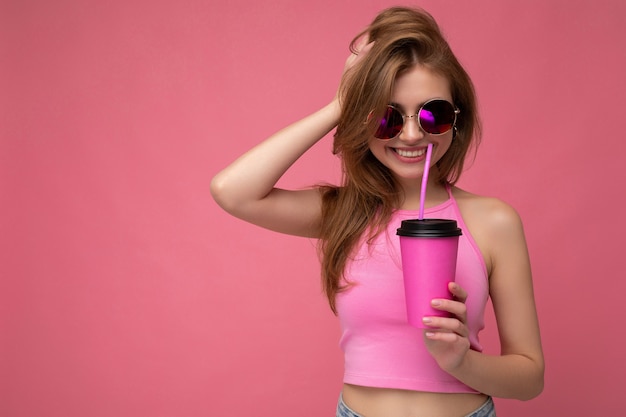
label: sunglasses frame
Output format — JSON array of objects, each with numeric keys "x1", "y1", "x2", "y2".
[{"x1": 374, "y1": 98, "x2": 460, "y2": 139}]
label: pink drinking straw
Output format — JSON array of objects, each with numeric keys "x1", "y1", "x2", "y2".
[{"x1": 418, "y1": 143, "x2": 433, "y2": 220}]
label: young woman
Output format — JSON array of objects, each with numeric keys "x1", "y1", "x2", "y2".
[{"x1": 211, "y1": 7, "x2": 544, "y2": 417}]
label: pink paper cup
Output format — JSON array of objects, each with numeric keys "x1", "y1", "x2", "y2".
[{"x1": 397, "y1": 219, "x2": 462, "y2": 328}]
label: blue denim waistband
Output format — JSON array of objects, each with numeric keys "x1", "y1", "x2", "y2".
[{"x1": 336, "y1": 394, "x2": 496, "y2": 417}]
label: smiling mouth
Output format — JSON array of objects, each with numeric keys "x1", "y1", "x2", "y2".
[{"x1": 393, "y1": 148, "x2": 426, "y2": 158}]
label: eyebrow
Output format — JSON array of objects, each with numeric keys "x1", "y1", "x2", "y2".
[
  {"x1": 389, "y1": 98, "x2": 449, "y2": 112},
  {"x1": 388, "y1": 101, "x2": 427, "y2": 111}
]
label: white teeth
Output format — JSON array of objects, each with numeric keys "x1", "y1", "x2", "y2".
[{"x1": 395, "y1": 148, "x2": 425, "y2": 158}]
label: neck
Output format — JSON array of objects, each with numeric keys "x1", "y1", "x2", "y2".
[{"x1": 397, "y1": 176, "x2": 449, "y2": 211}]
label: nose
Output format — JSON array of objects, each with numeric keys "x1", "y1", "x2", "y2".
[{"x1": 398, "y1": 114, "x2": 424, "y2": 143}]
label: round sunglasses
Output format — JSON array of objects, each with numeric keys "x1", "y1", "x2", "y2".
[{"x1": 374, "y1": 99, "x2": 460, "y2": 139}]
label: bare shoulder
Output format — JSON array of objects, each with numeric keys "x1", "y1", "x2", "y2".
[
  {"x1": 451, "y1": 187, "x2": 527, "y2": 273},
  {"x1": 451, "y1": 187, "x2": 524, "y2": 232}
]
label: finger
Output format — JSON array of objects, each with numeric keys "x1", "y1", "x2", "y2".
[
  {"x1": 356, "y1": 40, "x2": 375, "y2": 57},
  {"x1": 422, "y1": 316, "x2": 468, "y2": 337},
  {"x1": 448, "y1": 282, "x2": 467, "y2": 302},
  {"x1": 354, "y1": 33, "x2": 370, "y2": 51},
  {"x1": 424, "y1": 329, "x2": 466, "y2": 343},
  {"x1": 431, "y1": 298, "x2": 467, "y2": 321}
]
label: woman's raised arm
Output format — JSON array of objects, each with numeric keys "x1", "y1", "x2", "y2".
[
  {"x1": 210, "y1": 100, "x2": 340, "y2": 238},
  {"x1": 211, "y1": 41, "x2": 372, "y2": 238}
]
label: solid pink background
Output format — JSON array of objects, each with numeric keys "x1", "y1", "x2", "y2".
[{"x1": 2, "y1": 0, "x2": 625, "y2": 415}]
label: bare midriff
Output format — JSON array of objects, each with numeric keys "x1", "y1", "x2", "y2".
[{"x1": 342, "y1": 384, "x2": 489, "y2": 417}]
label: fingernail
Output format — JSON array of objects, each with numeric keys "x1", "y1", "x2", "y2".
[
  {"x1": 422, "y1": 317, "x2": 432, "y2": 324},
  {"x1": 431, "y1": 300, "x2": 441, "y2": 306}
]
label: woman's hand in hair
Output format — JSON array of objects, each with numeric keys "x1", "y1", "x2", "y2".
[{"x1": 335, "y1": 35, "x2": 374, "y2": 104}]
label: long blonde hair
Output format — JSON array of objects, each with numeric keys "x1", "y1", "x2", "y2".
[{"x1": 318, "y1": 7, "x2": 481, "y2": 313}]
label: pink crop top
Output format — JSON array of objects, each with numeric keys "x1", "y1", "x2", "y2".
[{"x1": 336, "y1": 187, "x2": 489, "y2": 393}]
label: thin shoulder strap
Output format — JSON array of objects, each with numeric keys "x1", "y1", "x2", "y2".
[
  {"x1": 445, "y1": 183, "x2": 462, "y2": 218},
  {"x1": 445, "y1": 182, "x2": 454, "y2": 200},
  {"x1": 445, "y1": 183, "x2": 463, "y2": 220},
  {"x1": 444, "y1": 183, "x2": 490, "y2": 277}
]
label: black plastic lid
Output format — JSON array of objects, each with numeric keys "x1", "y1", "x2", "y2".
[{"x1": 396, "y1": 218, "x2": 462, "y2": 237}]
